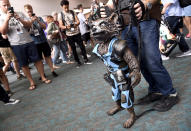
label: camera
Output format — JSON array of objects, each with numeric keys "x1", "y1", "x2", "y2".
[
  {"x1": 8, "y1": 7, "x2": 14, "y2": 14},
  {"x1": 32, "y1": 13, "x2": 35, "y2": 16},
  {"x1": 70, "y1": 23, "x2": 74, "y2": 27}
]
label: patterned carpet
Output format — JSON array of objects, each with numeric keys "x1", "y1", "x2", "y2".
[{"x1": 0, "y1": 39, "x2": 191, "y2": 131}]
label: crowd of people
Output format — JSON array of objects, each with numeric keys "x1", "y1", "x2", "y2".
[
  {"x1": 0, "y1": 0, "x2": 191, "y2": 128},
  {"x1": 0, "y1": 0, "x2": 96, "y2": 104}
]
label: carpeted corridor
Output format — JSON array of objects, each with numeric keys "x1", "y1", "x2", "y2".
[{"x1": 0, "y1": 39, "x2": 191, "y2": 131}]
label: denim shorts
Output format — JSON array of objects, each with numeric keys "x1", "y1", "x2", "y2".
[{"x1": 12, "y1": 42, "x2": 40, "y2": 67}]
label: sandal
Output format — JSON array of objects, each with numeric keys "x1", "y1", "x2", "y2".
[
  {"x1": 29, "y1": 85, "x2": 36, "y2": 90},
  {"x1": 42, "y1": 79, "x2": 52, "y2": 84}
]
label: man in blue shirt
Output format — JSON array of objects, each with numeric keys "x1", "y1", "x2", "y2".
[{"x1": 24, "y1": 4, "x2": 58, "y2": 77}]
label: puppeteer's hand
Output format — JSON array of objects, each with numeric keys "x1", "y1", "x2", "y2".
[
  {"x1": 100, "y1": 5, "x2": 112, "y2": 18},
  {"x1": 134, "y1": 3, "x2": 143, "y2": 20},
  {"x1": 128, "y1": 69, "x2": 141, "y2": 88}
]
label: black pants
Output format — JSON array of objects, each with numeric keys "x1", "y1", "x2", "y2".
[
  {"x1": 67, "y1": 33, "x2": 88, "y2": 63},
  {"x1": 166, "y1": 16, "x2": 189, "y2": 52},
  {"x1": 0, "y1": 85, "x2": 9, "y2": 103}
]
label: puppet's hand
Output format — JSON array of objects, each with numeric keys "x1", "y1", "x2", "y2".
[{"x1": 129, "y1": 69, "x2": 141, "y2": 88}]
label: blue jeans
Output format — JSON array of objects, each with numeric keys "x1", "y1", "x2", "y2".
[
  {"x1": 52, "y1": 41, "x2": 68, "y2": 65},
  {"x1": 121, "y1": 19, "x2": 176, "y2": 95}
]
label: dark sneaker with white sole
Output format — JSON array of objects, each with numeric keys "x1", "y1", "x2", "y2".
[
  {"x1": 6, "y1": 90, "x2": 14, "y2": 97},
  {"x1": 153, "y1": 95, "x2": 179, "y2": 112},
  {"x1": 136, "y1": 93, "x2": 163, "y2": 105},
  {"x1": 4, "y1": 99, "x2": 20, "y2": 105},
  {"x1": 76, "y1": 62, "x2": 82, "y2": 68}
]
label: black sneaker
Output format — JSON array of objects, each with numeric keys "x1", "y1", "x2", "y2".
[
  {"x1": 6, "y1": 90, "x2": 14, "y2": 97},
  {"x1": 4, "y1": 99, "x2": 20, "y2": 105},
  {"x1": 84, "y1": 59, "x2": 92, "y2": 65},
  {"x1": 76, "y1": 62, "x2": 82, "y2": 68},
  {"x1": 17, "y1": 74, "x2": 25, "y2": 80},
  {"x1": 52, "y1": 71, "x2": 58, "y2": 77},
  {"x1": 153, "y1": 95, "x2": 179, "y2": 112},
  {"x1": 136, "y1": 93, "x2": 163, "y2": 105}
]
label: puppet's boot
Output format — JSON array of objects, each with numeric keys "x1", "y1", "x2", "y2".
[
  {"x1": 107, "y1": 100, "x2": 124, "y2": 116},
  {"x1": 123, "y1": 107, "x2": 136, "y2": 128}
]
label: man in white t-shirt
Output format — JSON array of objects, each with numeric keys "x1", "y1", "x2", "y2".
[
  {"x1": 0, "y1": 0, "x2": 51, "y2": 90},
  {"x1": 77, "y1": 4, "x2": 94, "y2": 48},
  {"x1": 58, "y1": 0, "x2": 91, "y2": 68}
]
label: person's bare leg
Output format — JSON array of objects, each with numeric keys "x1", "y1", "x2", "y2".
[
  {"x1": 188, "y1": 17, "x2": 191, "y2": 35},
  {"x1": 0, "y1": 69, "x2": 11, "y2": 91},
  {"x1": 13, "y1": 60, "x2": 22, "y2": 78},
  {"x1": 184, "y1": 17, "x2": 189, "y2": 30},
  {"x1": 123, "y1": 107, "x2": 136, "y2": 128},
  {"x1": 90, "y1": 37, "x2": 95, "y2": 48},
  {"x1": 107, "y1": 100, "x2": 124, "y2": 115},
  {"x1": 45, "y1": 56, "x2": 54, "y2": 72},
  {"x1": 2, "y1": 62, "x2": 10, "y2": 74},
  {"x1": 22, "y1": 66, "x2": 36, "y2": 89},
  {"x1": 184, "y1": 16, "x2": 191, "y2": 35},
  {"x1": 34, "y1": 60, "x2": 51, "y2": 83}
]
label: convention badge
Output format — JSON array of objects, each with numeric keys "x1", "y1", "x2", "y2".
[
  {"x1": 71, "y1": 27, "x2": 75, "y2": 31},
  {"x1": 33, "y1": 29, "x2": 40, "y2": 36}
]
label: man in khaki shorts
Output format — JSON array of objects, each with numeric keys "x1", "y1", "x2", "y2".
[{"x1": 0, "y1": 34, "x2": 24, "y2": 79}]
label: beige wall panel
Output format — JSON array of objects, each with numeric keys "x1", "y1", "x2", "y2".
[{"x1": 9, "y1": 0, "x2": 108, "y2": 16}]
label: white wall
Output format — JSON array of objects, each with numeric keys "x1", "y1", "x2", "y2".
[
  {"x1": 9, "y1": 0, "x2": 108, "y2": 16},
  {"x1": 10, "y1": 0, "x2": 61, "y2": 16}
]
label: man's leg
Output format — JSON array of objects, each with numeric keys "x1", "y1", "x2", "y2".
[
  {"x1": 140, "y1": 20, "x2": 176, "y2": 95},
  {"x1": 34, "y1": 60, "x2": 51, "y2": 83},
  {"x1": 22, "y1": 66, "x2": 36, "y2": 90},
  {"x1": 0, "y1": 84, "x2": 10, "y2": 103},
  {"x1": 52, "y1": 44, "x2": 61, "y2": 68},
  {"x1": 67, "y1": 36, "x2": 81, "y2": 64},
  {"x1": 75, "y1": 34, "x2": 88, "y2": 61},
  {"x1": 13, "y1": 60, "x2": 23, "y2": 79},
  {"x1": 0, "y1": 69, "x2": 11, "y2": 92},
  {"x1": 121, "y1": 26, "x2": 159, "y2": 93}
]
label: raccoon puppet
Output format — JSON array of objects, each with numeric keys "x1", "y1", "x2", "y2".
[{"x1": 91, "y1": 13, "x2": 141, "y2": 128}]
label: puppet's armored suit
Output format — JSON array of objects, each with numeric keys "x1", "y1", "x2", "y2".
[{"x1": 93, "y1": 38, "x2": 141, "y2": 109}]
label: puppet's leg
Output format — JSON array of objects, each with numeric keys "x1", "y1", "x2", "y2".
[
  {"x1": 106, "y1": 73, "x2": 124, "y2": 116},
  {"x1": 121, "y1": 85, "x2": 136, "y2": 128}
]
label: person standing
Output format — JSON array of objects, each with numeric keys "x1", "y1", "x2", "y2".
[
  {"x1": 77, "y1": 4, "x2": 94, "y2": 48},
  {"x1": 58, "y1": 0, "x2": 91, "y2": 68},
  {"x1": 161, "y1": 0, "x2": 191, "y2": 58},
  {"x1": 0, "y1": 0, "x2": 51, "y2": 90},
  {"x1": 24, "y1": 4, "x2": 59, "y2": 76},
  {"x1": 0, "y1": 33, "x2": 24, "y2": 79}
]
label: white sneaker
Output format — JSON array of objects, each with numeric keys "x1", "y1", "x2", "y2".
[
  {"x1": 161, "y1": 54, "x2": 170, "y2": 60},
  {"x1": 84, "y1": 61, "x2": 92, "y2": 65},
  {"x1": 87, "y1": 54, "x2": 91, "y2": 58},
  {"x1": 62, "y1": 61, "x2": 67, "y2": 64},
  {"x1": 4, "y1": 99, "x2": 20, "y2": 105},
  {"x1": 176, "y1": 50, "x2": 191, "y2": 58}
]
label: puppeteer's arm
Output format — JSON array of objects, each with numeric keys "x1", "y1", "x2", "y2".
[{"x1": 123, "y1": 46, "x2": 141, "y2": 87}]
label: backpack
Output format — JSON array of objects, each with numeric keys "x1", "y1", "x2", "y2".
[{"x1": 179, "y1": 0, "x2": 191, "y2": 8}]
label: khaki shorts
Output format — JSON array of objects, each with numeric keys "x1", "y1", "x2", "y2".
[{"x1": 0, "y1": 47, "x2": 17, "y2": 64}]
